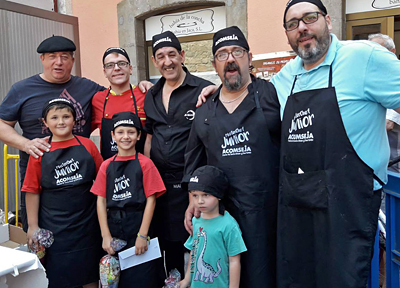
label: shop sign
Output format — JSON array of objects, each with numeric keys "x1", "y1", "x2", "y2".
[
  {"x1": 145, "y1": 7, "x2": 226, "y2": 41},
  {"x1": 251, "y1": 52, "x2": 296, "y2": 81},
  {"x1": 347, "y1": 0, "x2": 400, "y2": 14}
]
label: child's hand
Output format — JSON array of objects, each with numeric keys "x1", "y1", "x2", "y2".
[
  {"x1": 102, "y1": 235, "x2": 115, "y2": 255},
  {"x1": 135, "y1": 236, "x2": 148, "y2": 255},
  {"x1": 179, "y1": 278, "x2": 190, "y2": 288},
  {"x1": 27, "y1": 225, "x2": 39, "y2": 250}
]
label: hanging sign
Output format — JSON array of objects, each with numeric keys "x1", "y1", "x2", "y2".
[
  {"x1": 145, "y1": 7, "x2": 226, "y2": 41},
  {"x1": 347, "y1": 0, "x2": 400, "y2": 14}
]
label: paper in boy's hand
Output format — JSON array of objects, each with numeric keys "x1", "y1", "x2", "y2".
[{"x1": 118, "y1": 237, "x2": 161, "y2": 270}]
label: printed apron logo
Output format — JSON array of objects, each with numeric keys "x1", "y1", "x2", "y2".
[
  {"x1": 54, "y1": 158, "x2": 82, "y2": 185},
  {"x1": 113, "y1": 175, "x2": 132, "y2": 201},
  {"x1": 288, "y1": 108, "x2": 314, "y2": 143},
  {"x1": 221, "y1": 126, "x2": 251, "y2": 157},
  {"x1": 110, "y1": 139, "x2": 118, "y2": 152}
]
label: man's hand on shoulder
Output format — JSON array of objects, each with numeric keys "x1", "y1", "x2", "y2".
[
  {"x1": 24, "y1": 136, "x2": 51, "y2": 158},
  {"x1": 138, "y1": 80, "x2": 154, "y2": 93},
  {"x1": 387, "y1": 119, "x2": 395, "y2": 131},
  {"x1": 196, "y1": 85, "x2": 218, "y2": 107},
  {"x1": 184, "y1": 201, "x2": 201, "y2": 236}
]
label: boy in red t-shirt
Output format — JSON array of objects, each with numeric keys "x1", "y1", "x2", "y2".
[
  {"x1": 23, "y1": 98, "x2": 103, "y2": 288},
  {"x1": 91, "y1": 111, "x2": 165, "y2": 287}
]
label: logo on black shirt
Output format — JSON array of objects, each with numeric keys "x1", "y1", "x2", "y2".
[{"x1": 184, "y1": 110, "x2": 195, "y2": 121}]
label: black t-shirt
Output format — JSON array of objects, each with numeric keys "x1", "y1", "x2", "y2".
[
  {"x1": 0, "y1": 74, "x2": 105, "y2": 176},
  {"x1": 183, "y1": 76, "x2": 281, "y2": 180},
  {"x1": 144, "y1": 67, "x2": 213, "y2": 172}
]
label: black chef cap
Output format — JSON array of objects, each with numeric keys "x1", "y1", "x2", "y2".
[
  {"x1": 187, "y1": 165, "x2": 229, "y2": 215},
  {"x1": 42, "y1": 98, "x2": 76, "y2": 120},
  {"x1": 112, "y1": 111, "x2": 141, "y2": 131},
  {"x1": 152, "y1": 31, "x2": 181, "y2": 56},
  {"x1": 37, "y1": 35, "x2": 76, "y2": 54},
  {"x1": 212, "y1": 26, "x2": 249, "y2": 55},
  {"x1": 284, "y1": 0, "x2": 328, "y2": 23},
  {"x1": 102, "y1": 47, "x2": 131, "y2": 64}
]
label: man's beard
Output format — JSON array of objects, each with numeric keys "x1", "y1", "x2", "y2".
[
  {"x1": 223, "y1": 62, "x2": 242, "y2": 91},
  {"x1": 291, "y1": 24, "x2": 331, "y2": 65}
]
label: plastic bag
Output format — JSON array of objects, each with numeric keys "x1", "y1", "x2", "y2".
[
  {"x1": 99, "y1": 238, "x2": 127, "y2": 288},
  {"x1": 163, "y1": 269, "x2": 181, "y2": 288},
  {"x1": 29, "y1": 228, "x2": 54, "y2": 263}
]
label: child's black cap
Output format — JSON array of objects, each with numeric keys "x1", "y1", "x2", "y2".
[
  {"x1": 42, "y1": 98, "x2": 76, "y2": 120},
  {"x1": 187, "y1": 165, "x2": 229, "y2": 199},
  {"x1": 112, "y1": 111, "x2": 142, "y2": 131}
]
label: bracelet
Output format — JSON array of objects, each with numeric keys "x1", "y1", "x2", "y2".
[{"x1": 137, "y1": 233, "x2": 150, "y2": 243}]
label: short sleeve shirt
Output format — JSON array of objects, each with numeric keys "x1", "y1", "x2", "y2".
[
  {"x1": 184, "y1": 211, "x2": 247, "y2": 288},
  {"x1": 0, "y1": 74, "x2": 105, "y2": 175},
  {"x1": 144, "y1": 67, "x2": 213, "y2": 172},
  {"x1": 22, "y1": 136, "x2": 103, "y2": 194},
  {"x1": 91, "y1": 85, "x2": 146, "y2": 131},
  {"x1": 90, "y1": 153, "x2": 166, "y2": 199},
  {"x1": 271, "y1": 34, "x2": 400, "y2": 189}
]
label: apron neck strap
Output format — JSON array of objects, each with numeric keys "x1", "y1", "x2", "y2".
[
  {"x1": 328, "y1": 65, "x2": 333, "y2": 88},
  {"x1": 290, "y1": 64, "x2": 334, "y2": 95},
  {"x1": 102, "y1": 85, "x2": 140, "y2": 126},
  {"x1": 102, "y1": 89, "x2": 111, "y2": 118},
  {"x1": 48, "y1": 135, "x2": 80, "y2": 145}
]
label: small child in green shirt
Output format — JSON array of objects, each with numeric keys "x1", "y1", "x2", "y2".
[{"x1": 180, "y1": 165, "x2": 247, "y2": 288}]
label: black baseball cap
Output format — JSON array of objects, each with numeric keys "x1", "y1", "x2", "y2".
[
  {"x1": 112, "y1": 112, "x2": 142, "y2": 131},
  {"x1": 102, "y1": 47, "x2": 131, "y2": 64},
  {"x1": 283, "y1": 0, "x2": 328, "y2": 23},
  {"x1": 42, "y1": 98, "x2": 76, "y2": 120},
  {"x1": 212, "y1": 26, "x2": 249, "y2": 55},
  {"x1": 152, "y1": 31, "x2": 181, "y2": 56},
  {"x1": 37, "y1": 35, "x2": 76, "y2": 54}
]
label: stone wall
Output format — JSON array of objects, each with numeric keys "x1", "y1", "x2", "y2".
[{"x1": 182, "y1": 39, "x2": 214, "y2": 73}]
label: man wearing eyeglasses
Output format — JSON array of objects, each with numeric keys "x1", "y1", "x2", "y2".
[
  {"x1": 183, "y1": 26, "x2": 281, "y2": 287},
  {"x1": 0, "y1": 36, "x2": 152, "y2": 232},
  {"x1": 271, "y1": 0, "x2": 400, "y2": 287},
  {"x1": 91, "y1": 47, "x2": 147, "y2": 159},
  {"x1": 144, "y1": 31, "x2": 213, "y2": 278}
]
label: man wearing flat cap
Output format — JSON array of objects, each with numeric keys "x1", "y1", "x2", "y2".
[
  {"x1": 184, "y1": 26, "x2": 281, "y2": 287},
  {"x1": 0, "y1": 35, "x2": 152, "y2": 231},
  {"x1": 91, "y1": 47, "x2": 148, "y2": 159},
  {"x1": 270, "y1": 0, "x2": 400, "y2": 287},
  {"x1": 143, "y1": 30, "x2": 213, "y2": 277}
]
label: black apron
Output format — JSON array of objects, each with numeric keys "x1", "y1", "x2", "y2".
[
  {"x1": 277, "y1": 66, "x2": 382, "y2": 288},
  {"x1": 100, "y1": 86, "x2": 145, "y2": 159},
  {"x1": 39, "y1": 136, "x2": 102, "y2": 288},
  {"x1": 153, "y1": 170, "x2": 189, "y2": 242},
  {"x1": 203, "y1": 83, "x2": 279, "y2": 288},
  {"x1": 106, "y1": 153, "x2": 158, "y2": 287}
]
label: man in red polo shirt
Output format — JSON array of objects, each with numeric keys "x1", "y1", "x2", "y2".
[{"x1": 92, "y1": 47, "x2": 147, "y2": 159}]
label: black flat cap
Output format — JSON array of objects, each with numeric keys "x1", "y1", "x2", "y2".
[{"x1": 37, "y1": 35, "x2": 76, "y2": 54}]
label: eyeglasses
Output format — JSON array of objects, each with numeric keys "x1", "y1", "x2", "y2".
[
  {"x1": 104, "y1": 61, "x2": 130, "y2": 69},
  {"x1": 214, "y1": 49, "x2": 247, "y2": 62},
  {"x1": 284, "y1": 12, "x2": 325, "y2": 31}
]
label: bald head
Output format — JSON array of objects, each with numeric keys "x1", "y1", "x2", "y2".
[{"x1": 368, "y1": 33, "x2": 396, "y2": 54}]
